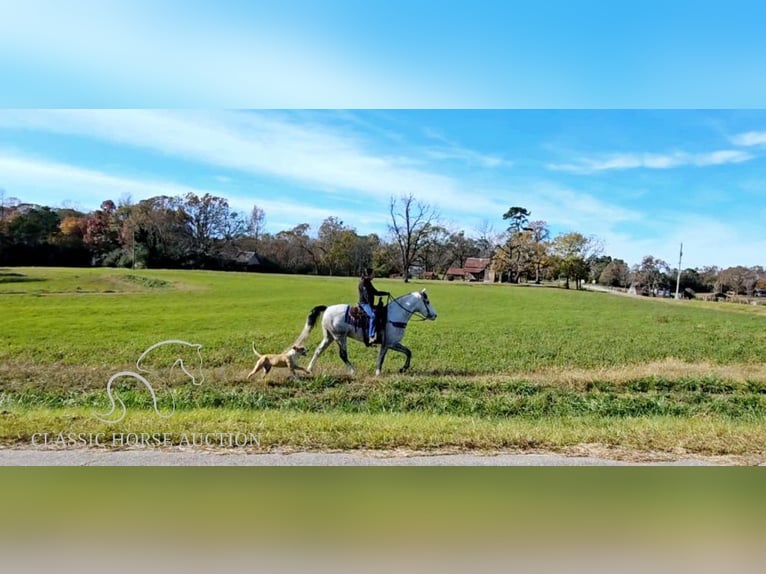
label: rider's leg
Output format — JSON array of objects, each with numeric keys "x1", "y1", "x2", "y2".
[{"x1": 361, "y1": 303, "x2": 375, "y2": 340}]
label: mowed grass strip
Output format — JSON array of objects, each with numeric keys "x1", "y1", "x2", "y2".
[
  {"x1": 3, "y1": 372, "x2": 766, "y2": 419},
  {"x1": 2, "y1": 407, "x2": 765, "y2": 459}
]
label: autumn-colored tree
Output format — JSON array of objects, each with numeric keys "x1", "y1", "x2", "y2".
[{"x1": 549, "y1": 232, "x2": 602, "y2": 289}]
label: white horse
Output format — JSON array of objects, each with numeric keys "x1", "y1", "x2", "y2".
[{"x1": 294, "y1": 289, "x2": 437, "y2": 376}]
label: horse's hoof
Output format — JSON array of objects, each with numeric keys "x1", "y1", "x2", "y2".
[
  {"x1": 375, "y1": 370, "x2": 381, "y2": 377},
  {"x1": 399, "y1": 367, "x2": 408, "y2": 374}
]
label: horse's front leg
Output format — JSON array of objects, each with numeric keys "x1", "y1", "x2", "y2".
[
  {"x1": 375, "y1": 346, "x2": 389, "y2": 377},
  {"x1": 389, "y1": 342, "x2": 412, "y2": 374},
  {"x1": 336, "y1": 336, "x2": 356, "y2": 376}
]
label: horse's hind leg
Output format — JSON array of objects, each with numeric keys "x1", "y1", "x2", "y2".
[
  {"x1": 336, "y1": 335, "x2": 356, "y2": 376},
  {"x1": 307, "y1": 329, "x2": 333, "y2": 374}
]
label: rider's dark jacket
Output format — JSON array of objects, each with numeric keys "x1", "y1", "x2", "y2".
[{"x1": 358, "y1": 277, "x2": 387, "y2": 307}]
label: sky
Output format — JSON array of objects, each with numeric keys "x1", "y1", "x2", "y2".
[{"x1": 1, "y1": 1, "x2": 766, "y2": 269}]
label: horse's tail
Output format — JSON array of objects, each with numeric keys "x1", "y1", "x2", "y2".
[{"x1": 293, "y1": 305, "x2": 327, "y2": 347}]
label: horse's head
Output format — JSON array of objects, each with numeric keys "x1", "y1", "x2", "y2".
[
  {"x1": 417, "y1": 289, "x2": 437, "y2": 320},
  {"x1": 176, "y1": 343, "x2": 205, "y2": 386}
]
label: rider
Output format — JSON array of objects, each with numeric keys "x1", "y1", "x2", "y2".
[{"x1": 358, "y1": 267, "x2": 389, "y2": 345}]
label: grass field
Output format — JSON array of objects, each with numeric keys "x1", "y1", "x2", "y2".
[{"x1": 2, "y1": 267, "x2": 766, "y2": 460}]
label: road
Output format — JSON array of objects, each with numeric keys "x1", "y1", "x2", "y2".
[{"x1": 0, "y1": 448, "x2": 724, "y2": 465}]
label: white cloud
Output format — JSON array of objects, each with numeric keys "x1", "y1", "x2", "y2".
[
  {"x1": 0, "y1": 153, "x2": 223, "y2": 206},
  {"x1": 602, "y1": 215, "x2": 766, "y2": 269},
  {"x1": 0, "y1": 110, "x2": 506, "y2": 218},
  {"x1": 730, "y1": 131, "x2": 766, "y2": 146},
  {"x1": 548, "y1": 149, "x2": 753, "y2": 173}
]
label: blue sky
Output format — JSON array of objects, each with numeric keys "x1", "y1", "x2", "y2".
[
  {"x1": 3, "y1": 0, "x2": 766, "y2": 107},
  {"x1": 1, "y1": 1, "x2": 766, "y2": 269}
]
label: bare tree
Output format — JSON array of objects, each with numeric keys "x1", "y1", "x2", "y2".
[
  {"x1": 474, "y1": 219, "x2": 500, "y2": 258},
  {"x1": 389, "y1": 194, "x2": 439, "y2": 283},
  {"x1": 248, "y1": 205, "x2": 266, "y2": 243}
]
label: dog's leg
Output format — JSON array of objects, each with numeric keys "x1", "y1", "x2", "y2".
[{"x1": 252, "y1": 361, "x2": 263, "y2": 379}]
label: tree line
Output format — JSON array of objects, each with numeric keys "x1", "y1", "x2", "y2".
[{"x1": 1, "y1": 190, "x2": 763, "y2": 296}]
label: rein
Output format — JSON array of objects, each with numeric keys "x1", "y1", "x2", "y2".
[{"x1": 386, "y1": 293, "x2": 431, "y2": 323}]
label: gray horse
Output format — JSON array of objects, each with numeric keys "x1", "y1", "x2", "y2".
[{"x1": 294, "y1": 289, "x2": 437, "y2": 376}]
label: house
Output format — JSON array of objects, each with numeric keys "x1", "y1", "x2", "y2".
[
  {"x1": 219, "y1": 249, "x2": 261, "y2": 271},
  {"x1": 234, "y1": 251, "x2": 261, "y2": 270},
  {"x1": 446, "y1": 257, "x2": 494, "y2": 282},
  {"x1": 445, "y1": 267, "x2": 467, "y2": 280}
]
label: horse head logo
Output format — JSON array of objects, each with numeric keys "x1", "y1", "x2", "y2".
[{"x1": 95, "y1": 340, "x2": 205, "y2": 424}]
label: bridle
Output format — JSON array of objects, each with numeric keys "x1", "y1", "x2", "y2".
[{"x1": 387, "y1": 292, "x2": 434, "y2": 322}]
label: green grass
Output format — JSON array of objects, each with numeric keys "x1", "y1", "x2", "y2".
[
  {"x1": 2, "y1": 408, "x2": 764, "y2": 459},
  {"x1": 2, "y1": 266, "x2": 766, "y2": 457},
  {"x1": 3, "y1": 266, "x2": 765, "y2": 371}
]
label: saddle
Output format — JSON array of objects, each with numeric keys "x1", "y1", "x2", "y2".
[{"x1": 347, "y1": 299, "x2": 388, "y2": 346}]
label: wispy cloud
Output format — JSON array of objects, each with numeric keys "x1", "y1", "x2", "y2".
[
  {"x1": 0, "y1": 152, "x2": 220, "y2": 206},
  {"x1": 603, "y1": 215, "x2": 766, "y2": 269},
  {"x1": 420, "y1": 129, "x2": 512, "y2": 169},
  {"x1": 0, "y1": 152, "x2": 390, "y2": 234},
  {"x1": 425, "y1": 146, "x2": 512, "y2": 169},
  {"x1": 730, "y1": 131, "x2": 766, "y2": 146},
  {"x1": 0, "y1": 110, "x2": 505, "y2": 217},
  {"x1": 548, "y1": 149, "x2": 753, "y2": 174}
]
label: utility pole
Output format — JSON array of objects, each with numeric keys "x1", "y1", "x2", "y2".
[
  {"x1": 132, "y1": 227, "x2": 136, "y2": 270},
  {"x1": 674, "y1": 242, "x2": 683, "y2": 300}
]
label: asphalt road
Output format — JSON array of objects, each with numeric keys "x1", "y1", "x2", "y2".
[{"x1": 0, "y1": 448, "x2": 723, "y2": 466}]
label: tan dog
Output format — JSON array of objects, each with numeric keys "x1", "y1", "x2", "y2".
[{"x1": 247, "y1": 343, "x2": 309, "y2": 380}]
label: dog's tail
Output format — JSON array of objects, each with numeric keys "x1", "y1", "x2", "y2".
[
  {"x1": 251, "y1": 342, "x2": 262, "y2": 358},
  {"x1": 292, "y1": 305, "x2": 327, "y2": 347}
]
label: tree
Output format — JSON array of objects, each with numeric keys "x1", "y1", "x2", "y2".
[
  {"x1": 493, "y1": 206, "x2": 534, "y2": 283},
  {"x1": 417, "y1": 225, "x2": 451, "y2": 276},
  {"x1": 598, "y1": 259, "x2": 630, "y2": 287},
  {"x1": 247, "y1": 205, "x2": 266, "y2": 244},
  {"x1": 389, "y1": 194, "x2": 439, "y2": 282},
  {"x1": 525, "y1": 220, "x2": 550, "y2": 283},
  {"x1": 550, "y1": 232, "x2": 602, "y2": 289},
  {"x1": 84, "y1": 200, "x2": 120, "y2": 263},
  {"x1": 317, "y1": 216, "x2": 349, "y2": 275},
  {"x1": 6, "y1": 206, "x2": 60, "y2": 245},
  {"x1": 126, "y1": 196, "x2": 193, "y2": 268},
  {"x1": 631, "y1": 255, "x2": 671, "y2": 295},
  {"x1": 180, "y1": 193, "x2": 245, "y2": 263},
  {"x1": 718, "y1": 266, "x2": 759, "y2": 296},
  {"x1": 502, "y1": 206, "x2": 531, "y2": 233},
  {"x1": 287, "y1": 223, "x2": 320, "y2": 274},
  {"x1": 698, "y1": 266, "x2": 723, "y2": 293},
  {"x1": 443, "y1": 230, "x2": 479, "y2": 274},
  {"x1": 474, "y1": 219, "x2": 499, "y2": 259}
]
